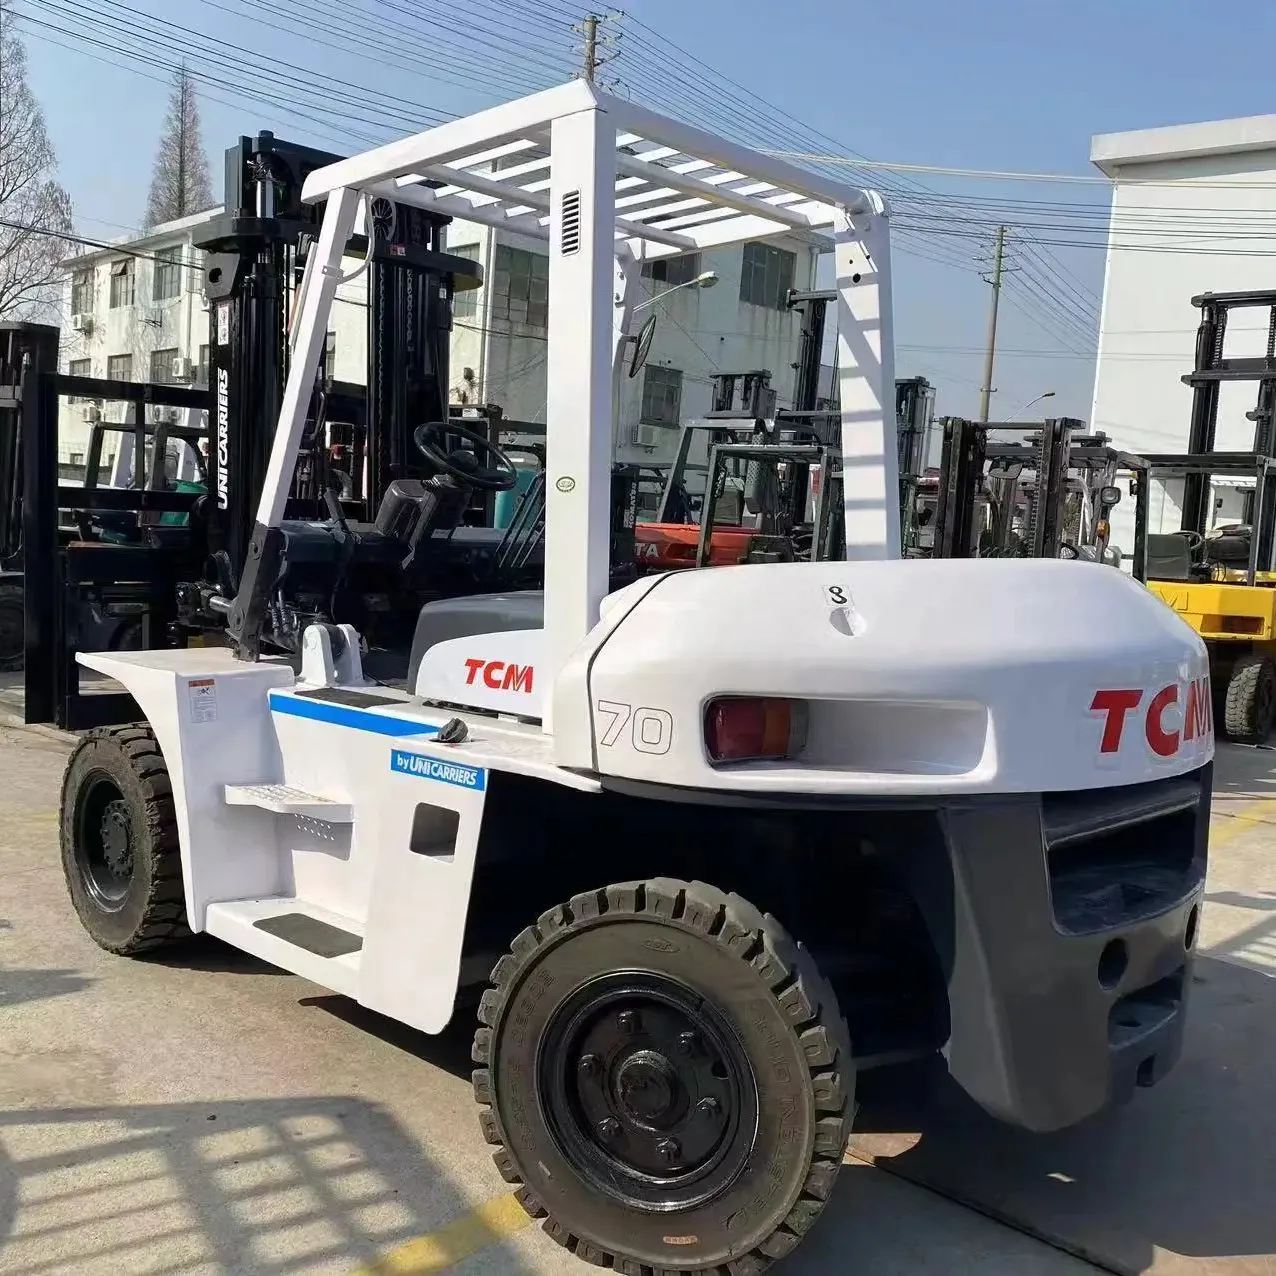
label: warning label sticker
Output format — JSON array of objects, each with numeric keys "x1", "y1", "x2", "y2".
[{"x1": 188, "y1": 678, "x2": 218, "y2": 723}]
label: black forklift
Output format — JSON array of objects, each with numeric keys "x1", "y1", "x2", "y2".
[
  {"x1": 8, "y1": 131, "x2": 652, "y2": 728},
  {"x1": 3, "y1": 131, "x2": 495, "y2": 726},
  {"x1": 924, "y1": 415, "x2": 1149, "y2": 578}
]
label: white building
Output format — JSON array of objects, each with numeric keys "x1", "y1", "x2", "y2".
[
  {"x1": 58, "y1": 207, "x2": 820, "y2": 479},
  {"x1": 1090, "y1": 113, "x2": 1276, "y2": 546}
]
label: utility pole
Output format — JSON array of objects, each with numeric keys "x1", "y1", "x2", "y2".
[
  {"x1": 978, "y1": 225, "x2": 1007, "y2": 422},
  {"x1": 582, "y1": 14, "x2": 599, "y2": 83}
]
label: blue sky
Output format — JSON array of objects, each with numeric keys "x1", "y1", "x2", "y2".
[{"x1": 15, "y1": 0, "x2": 1276, "y2": 421}]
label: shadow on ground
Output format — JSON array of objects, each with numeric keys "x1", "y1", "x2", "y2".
[
  {"x1": 850, "y1": 953, "x2": 1276, "y2": 1275},
  {"x1": 0, "y1": 1096, "x2": 536, "y2": 1276},
  {"x1": 296, "y1": 995, "x2": 479, "y2": 1085}
]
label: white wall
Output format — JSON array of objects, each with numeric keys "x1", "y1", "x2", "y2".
[{"x1": 1091, "y1": 145, "x2": 1276, "y2": 552}]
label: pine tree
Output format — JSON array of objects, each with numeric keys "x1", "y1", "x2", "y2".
[
  {"x1": 143, "y1": 65, "x2": 214, "y2": 228},
  {"x1": 0, "y1": 0, "x2": 74, "y2": 317}
]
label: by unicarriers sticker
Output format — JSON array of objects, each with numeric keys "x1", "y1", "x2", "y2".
[
  {"x1": 390, "y1": 749, "x2": 486, "y2": 791},
  {"x1": 187, "y1": 678, "x2": 218, "y2": 723}
]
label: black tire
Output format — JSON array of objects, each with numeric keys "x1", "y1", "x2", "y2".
[
  {"x1": 472, "y1": 878, "x2": 853, "y2": 1274},
  {"x1": 1223, "y1": 654, "x2": 1276, "y2": 744},
  {"x1": 60, "y1": 725, "x2": 190, "y2": 954},
  {"x1": 0, "y1": 578, "x2": 22, "y2": 672}
]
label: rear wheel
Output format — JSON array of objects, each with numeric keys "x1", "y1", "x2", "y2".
[
  {"x1": 473, "y1": 878, "x2": 853, "y2": 1274},
  {"x1": 60, "y1": 725, "x2": 189, "y2": 954},
  {"x1": 0, "y1": 579, "x2": 22, "y2": 672},
  {"x1": 1223, "y1": 654, "x2": 1276, "y2": 744}
]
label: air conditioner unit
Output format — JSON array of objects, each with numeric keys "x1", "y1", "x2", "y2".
[
  {"x1": 171, "y1": 355, "x2": 194, "y2": 381},
  {"x1": 632, "y1": 423, "x2": 664, "y2": 449},
  {"x1": 71, "y1": 313, "x2": 94, "y2": 334},
  {"x1": 81, "y1": 404, "x2": 103, "y2": 423}
]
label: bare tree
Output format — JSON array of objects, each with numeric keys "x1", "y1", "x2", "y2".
[
  {"x1": 143, "y1": 65, "x2": 214, "y2": 228},
  {"x1": 0, "y1": 0, "x2": 74, "y2": 318}
]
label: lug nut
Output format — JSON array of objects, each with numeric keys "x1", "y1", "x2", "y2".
[
  {"x1": 656, "y1": 1137, "x2": 680, "y2": 1162},
  {"x1": 597, "y1": 1117, "x2": 621, "y2": 1139},
  {"x1": 676, "y1": 1031, "x2": 698, "y2": 1055},
  {"x1": 617, "y1": 1010, "x2": 639, "y2": 1034},
  {"x1": 577, "y1": 1054, "x2": 601, "y2": 1077},
  {"x1": 696, "y1": 1096, "x2": 720, "y2": 1117}
]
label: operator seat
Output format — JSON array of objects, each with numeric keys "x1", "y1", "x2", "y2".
[
  {"x1": 1146, "y1": 533, "x2": 1194, "y2": 581},
  {"x1": 406, "y1": 590, "x2": 544, "y2": 689}
]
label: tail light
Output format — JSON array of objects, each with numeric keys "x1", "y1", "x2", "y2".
[{"x1": 704, "y1": 697, "x2": 805, "y2": 763}]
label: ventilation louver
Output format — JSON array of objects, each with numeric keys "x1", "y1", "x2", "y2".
[{"x1": 560, "y1": 190, "x2": 581, "y2": 255}]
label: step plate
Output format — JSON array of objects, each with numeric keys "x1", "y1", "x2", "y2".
[
  {"x1": 223, "y1": 783, "x2": 354, "y2": 822},
  {"x1": 253, "y1": 912, "x2": 364, "y2": 958}
]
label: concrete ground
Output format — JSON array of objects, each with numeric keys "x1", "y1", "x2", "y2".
[{"x1": 1, "y1": 714, "x2": 1271, "y2": 1276}]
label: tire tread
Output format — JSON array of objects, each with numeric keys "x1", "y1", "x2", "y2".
[{"x1": 1224, "y1": 655, "x2": 1276, "y2": 744}]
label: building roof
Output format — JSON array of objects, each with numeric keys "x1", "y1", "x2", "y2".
[
  {"x1": 59, "y1": 205, "x2": 223, "y2": 271},
  {"x1": 1091, "y1": 113, "x2": 1276, "y2": 176}
]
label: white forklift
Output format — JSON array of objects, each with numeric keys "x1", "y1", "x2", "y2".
[{"x1": 59, "y1": 82, "x2": 1213, "y2": 1273}]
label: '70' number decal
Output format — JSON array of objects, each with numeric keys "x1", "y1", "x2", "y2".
[{"x1": 597, "y1": 700, "x2": 674, "y2": 755}]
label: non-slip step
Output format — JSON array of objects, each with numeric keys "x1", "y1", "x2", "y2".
[
  {"x1": 253, "y1": 911, "x2": 363, "y2": 958},
  {"x1": 223, "y1": 783, "x2": 354, "y2": 823}
]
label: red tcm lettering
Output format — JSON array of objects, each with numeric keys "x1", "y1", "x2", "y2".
[
  {"x1": 1090, "y1": 677, "x2": 1212, "y2": 757},
  {"x1": 463, "y1": 658, "x2": 534, "y2": 694}
]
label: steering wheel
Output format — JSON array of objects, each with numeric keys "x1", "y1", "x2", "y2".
[{"x1": 413, "y1": 421, "x2": 518, "y2": 492}]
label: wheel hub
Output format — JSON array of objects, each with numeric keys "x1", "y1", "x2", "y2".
[
  {"x1": 100, "y1": 802, "x2": 133, "y2": 878},
  {"x1": 614, "y1": 1050, "x2": 683, "y2": 1128},
  {"x1": 73, "y1": 774, "x2": 136, "y2": 911},
  {"x1": 539, "y1": 971, "x2": 757, "y2": 1211}
]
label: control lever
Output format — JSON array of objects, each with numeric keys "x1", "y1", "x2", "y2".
[{"x1": 324, "y1": 481, "x2": 352, "y2": 540}]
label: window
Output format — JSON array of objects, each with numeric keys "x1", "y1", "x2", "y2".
[
  {"x1": 109, "y1": 259, "x2": 135, "y2": 308},
  {"x1": 490, "y1": 244, "x2": 548, "y2": 327},
  {"x1": 642, "y1": 253, "x2": 702, "y2": 288},
  {"x1": 197, "y1": 344, "x2": 210, "y2": 387},
  {"x1": 641, "y1": 365, "x2": 683, "y2": 425},
  {"x1": 152, "y1": 247, "x2": 182, "y2": 301},
  {"x1": 450, "y1": 243, "x2": 481, "y2": 319},
  {"x1": 71, "y1": 270, "x2": 93, "y2": 316},
  {"x1": 67, "y1": 358, "x2": 92, "y2": 404},
  {"x1": 107, "y1": 354, "x2": 133, "y2": 382},
  {"x1": 739, "y1": 242, "x2": 795, "y2": 310},
  {"x1": 150, "y1": 347, "x2": 179, "y2": 385},
  {"x1": 324, "y1": 331, "x2": 336, "y2": 379}
]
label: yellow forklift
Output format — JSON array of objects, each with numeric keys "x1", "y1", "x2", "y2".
[{"x1": 1141, "y1": 289, "x2": 1276, "y2": 744}]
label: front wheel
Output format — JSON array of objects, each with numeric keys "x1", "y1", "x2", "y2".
[
  {"x1": 60, "y1": 725, "x2": 189, "y2": 954},
  {"x1": 472, "y1": 878, "x2": 853, "y2": 1274}
]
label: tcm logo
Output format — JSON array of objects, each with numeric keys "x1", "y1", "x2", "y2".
[
  {"x1": 215, "y1": 367, "x2": 230, "y2": 511},
  {"x1": 1090, "y1": 677, "x2": 1213, "y2": 759},
  {"x1": 464, "y1": 658, "x2": 534, "y2": 694}
]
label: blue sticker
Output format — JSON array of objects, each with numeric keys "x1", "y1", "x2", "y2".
[{"x1": 390, "y1": 749, "x2": 487, "y2": 792}]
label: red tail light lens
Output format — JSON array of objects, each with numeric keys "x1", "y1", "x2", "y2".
[{"x1": 704, "y1": 697, "x2": 801, "y2": 763}]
